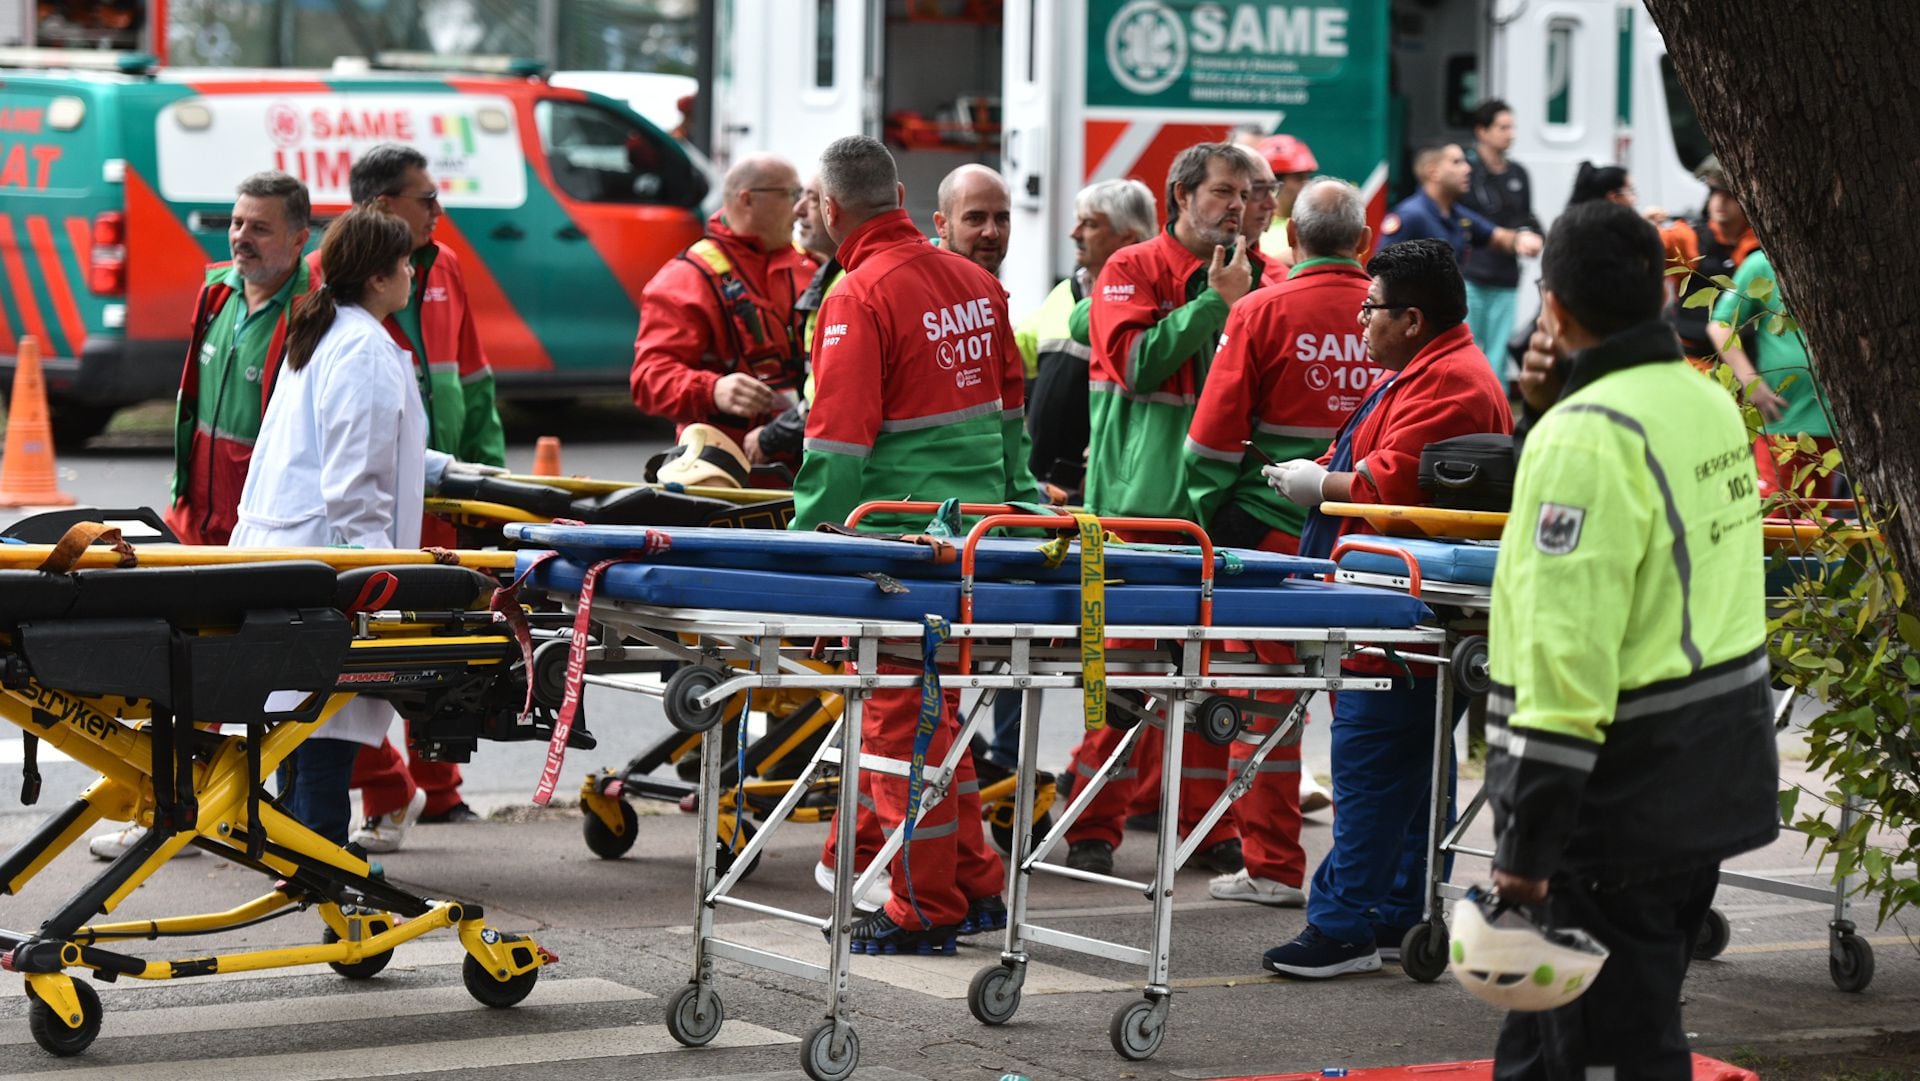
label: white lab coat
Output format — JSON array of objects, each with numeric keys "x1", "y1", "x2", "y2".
[{"x1": 231, "y1": 303, "x2": 452, "y2": 746}]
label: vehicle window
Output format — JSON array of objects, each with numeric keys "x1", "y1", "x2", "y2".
[
  {"x1": 814, "y1": 0, "x2": 836, "y2": 88},
  {"x1": 1658, "y1": 55, "x2": 1712, "y2": 172},
  {"x1": 1545, "y1": 21, "x2": 1575, "y2": 126},
  {"x1": 535, "y1": 99, "x2": 699, "y2": 206}
]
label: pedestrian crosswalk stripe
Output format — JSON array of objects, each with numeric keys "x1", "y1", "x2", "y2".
[
  {"x1": 0, "y1": 1021, "x2": 796, "y2": 1080},
  {"x1": 85, "y1": 938, "x2": 472, "y2": 993},
  {"x1": 0, "y1": 977, "x2": 649, "y2": 1045}
]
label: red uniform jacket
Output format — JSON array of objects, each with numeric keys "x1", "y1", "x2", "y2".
[{"x1": 630, "y1": 212, "x2": 815, "y2": 447}]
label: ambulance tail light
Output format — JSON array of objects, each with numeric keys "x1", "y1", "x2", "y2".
[{"x1": 89, "y1": 212, "x2": 127, "y2": 295}]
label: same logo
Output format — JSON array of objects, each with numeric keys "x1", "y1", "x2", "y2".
[{"x1": 1106, "y1": 1, "x2": 1187, "y2": 96}]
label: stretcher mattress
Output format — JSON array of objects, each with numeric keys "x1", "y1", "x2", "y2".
[
  {"x1": 1336, "y1": 537, "x2": 1501, "y2": 587},
  {"x1": 504, "y1": 523, "x2": 1332, "y2": 586},
  {"x1": 518, "y1": 556, "x2": 1431, "y2": 629}
]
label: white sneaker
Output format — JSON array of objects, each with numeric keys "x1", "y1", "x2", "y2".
[
  {"x1": 1208, "y1": 868, "x2": 1306, "y2": 907},
  {"x1": 1300, "y1": 770, "x2": 1333, "y2": 815},
  {"x1": 813, "y1": 859, "x2": 890, "y2": 912},
  {"x1": 351, "y1": 789, "x2": 427, "y2": 854},
  {"x1": 87, "y1": 825, "x2": 202, "y2": 861}
]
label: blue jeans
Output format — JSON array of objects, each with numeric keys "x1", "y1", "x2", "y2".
[
  {"x1": 1305, "y1": 676, "x2": 1461, "y2": 945},
  {"x1": 983, "y1": 689, "x2": 1024, "y2": 770},
  {"x1": 1465, "y1": 281, "x2": 1519, "y2": 381},
  {"x1": 276, "y1": 737, "x2": 363, "y2": 847}
]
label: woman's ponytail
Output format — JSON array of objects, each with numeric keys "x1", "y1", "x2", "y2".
[{"x1": 283, "y1": 283, "x2": 337, "y2": 372}]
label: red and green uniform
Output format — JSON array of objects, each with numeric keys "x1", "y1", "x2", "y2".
[
  {"x1": 166, "y1": 260, "x2": 316, "y2": 545},
  {"x1": 1086, "y1": 228, "x2": 1262, "y2": 519},
  {"x1": 631, "y1": 212, "x2": 815, "y2": 450}
]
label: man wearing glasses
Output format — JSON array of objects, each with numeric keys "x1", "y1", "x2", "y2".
[
  {"x1": 1258, "y1": 238, "x2": 1512, "y2": 978},
  {"x1": 631, "y1": 153, "x2": 815, "y2": 453}
]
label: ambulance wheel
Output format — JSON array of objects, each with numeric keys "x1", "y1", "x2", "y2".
[
  {"x1": 462, "y1": 953, "x2": 538, "y2": 1008},
  {"x1": 716, "y1": 819, "x2": 760, "y2": 881},
  {"x1": 26, "y1": 979, "x2": 101, "y2": 1057},
  {"x1": 50, "y1": 404, "x2": 115, "y2": 451},
  {"x1": 990, "y1": 809, "x2": 1053, "y2": 858},
  {"x1": 665, "y1": 983, "x2": 724, "y2": 1046},
  {"x1": 1693, "y1": 907, "x2": 1731, "y2": 961},
  {"x1": 1109, "y1": 996, "x2": 1166, "y2": 1061},
  {"x1": 322, "y1": 920, "x2": 394, "y2": 979},
  {"x1": 664, "y1": 665, "x2": 730, "y2": 733},
  {"x1": 582, "y1": 799, "x2": 639, "y2": 859},
  {"x1": 1831, "y1": 933, "x2": 1874, "y2": 993},
  {"x1": 532, "y1": 639, "x2": 573, "y2": 710},
  {"x1": 968, "y1": 962, "x2": 1023, "y2": 1026},
  {"x1": 1194, "y1": 695, "x2": 1243, "y2": 746},
  {"x1": 1451, "y1": 636, "x2": 1492, "y2": 697},
  {"x1": 802, "y1": 1019, "x2": 860, "y2": 1081},
  {"x1": 1401, "y1": 920, "x2": 1450, "y2": 983}
]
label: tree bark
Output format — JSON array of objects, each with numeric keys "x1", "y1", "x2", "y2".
[{"x1": 1642, "y1": 0, "x2": 1920, "y2": 595}]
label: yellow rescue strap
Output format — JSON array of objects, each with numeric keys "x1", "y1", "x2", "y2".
[{"x1": 1075, "y1": 511, "x2": 1107, "y2": 731}]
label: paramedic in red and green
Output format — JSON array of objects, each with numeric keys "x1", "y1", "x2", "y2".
[
  {"x1": 167, "y1": 170, "x2": 314, "y2": 546},
  {"x1": 790, "y1": 135, "x2": 1039, "y2": 954}
]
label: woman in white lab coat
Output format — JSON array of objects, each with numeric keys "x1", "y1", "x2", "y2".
[{"x1": 231, "y1": 206, "x2": 452, "y2": 846}]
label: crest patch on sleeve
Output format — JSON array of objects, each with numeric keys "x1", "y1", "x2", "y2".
[{"x1": 1534, "y1": 502, "x2": 1586, "y2": 555}]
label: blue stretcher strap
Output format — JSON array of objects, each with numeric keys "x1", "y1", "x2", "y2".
[{"x1": 900, "y1": 614, "x2": 950, "y2": 930}]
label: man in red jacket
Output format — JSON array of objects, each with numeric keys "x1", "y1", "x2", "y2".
[
  {"x1": 631, "y1": 154, "x2": 814, "y2": 449},
  {"x1": 1183, "y1": 178, "x2": 1382, "y2": 907},
  {"x1": 794, "y1": 135, "x2": 1040, "y2": 954},
  {"x1": 1260, "y1": 238, "x2": 1512, "y2": 979}
]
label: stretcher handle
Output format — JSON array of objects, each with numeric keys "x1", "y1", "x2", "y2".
[
  {"x1": 844, "y1": 501, "x2": 1030, "y2": 530},
  {"x1": 1327, "y1": 539, "x2": 1422, "y2": 598}
]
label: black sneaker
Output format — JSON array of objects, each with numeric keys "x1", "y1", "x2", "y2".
[
  {"x1": 1262, "y1": 924, "x2": 1382, "y2": 980},
  {"x1": 1065, "y1": 839, "x2": 1115, "y2": 875},
  {"x1": 1193, "y1": 838, "x2": 1245, "y2": 875},
  {"x1": 420, "y1": 802, "x2": 480, "y2": 824},
  {"x1": 958, "y1": 895, "x2": 1008, "y2": 937},
  {"x1": 835, "y1": 909, "x2": 959, "y2": 956}
]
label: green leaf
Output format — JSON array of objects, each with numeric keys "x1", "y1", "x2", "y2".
[
  {"x1": 1683, "y1": 286, "x2": 1719, "y2": 310},
  {"x1": 1779, "y1": 787, "x2": 1801, "y2": 822},
  {"x1": 1766, "y1": 313, "x2": 1789, "y2": 335},
  {"x1": 1710, "y1": 274, "x2": 1738, "y2": 290},
  {"x1": 1745, "y1": 275, "x2": 1776, "y2": 301},
  {"x1": 1897, "y1": 612, "x2": 1920, "y2": 651}
]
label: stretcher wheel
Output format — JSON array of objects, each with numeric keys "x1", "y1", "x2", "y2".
[
  {"x1": 322, "y1": 920, "x2": 394, "y2": 979},
  {"x1": 1400, "y1": 920, "x2": 1449, "y2": 983},
  {"x1": 1107, "y1": 689, "x2": 1147, "y2": 731},
  {"x1": 664, "y1": 665, "x2": 731, "y2": 733},
  {"x1": 1194, "y1": 695, "x2": 1244, "y2": 746},
  {"x1": 1109, "y1": 996, "x2": 1166, "y2": 1060},
  {"x1": 990, "y1": 809, "x2": 1053, "y2": 858},
  {"x1": 462, "y1": 952, "x2": 538, "y2": 1008},
  {"x1": 802, "y1": 1019, "x2": 860, "y2": 1081},
  {"x1": 26, "y1": 979, "x2": 101, "y2": 1057},
  {"x1": 532, "y1": 638, "x2": 573, "y2": 710},
  {"x1": 1692, "y1": 907, "x2": 1730, "y2": 960},
  {"x1": 1450, "y1": 636, "x2": 1491, "y2": 697},
  {"x1": 716, "y1": 818, "x2": 760, "y2": 881},
  {"x1": 582, "y1": 799, "x2": 640, "y2": 859},
  {"x1": 665, "y1": 983, "x2": 725, "y2": 1046},
  {"x1": 1831, "y1": 933, "x2": 1874, "y2": 993},
  {"x1": 968, "y1": 962, "x2": 1023, "y2": 1025}
]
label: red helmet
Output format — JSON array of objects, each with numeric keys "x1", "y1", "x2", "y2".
[{"x1": 1257, "y1": 134, "x2": 1319, "y2": 175}]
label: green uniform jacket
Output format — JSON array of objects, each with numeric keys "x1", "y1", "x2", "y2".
[{"x1": 1486, "y1": 321, "x2": 1779, "y2": 883}]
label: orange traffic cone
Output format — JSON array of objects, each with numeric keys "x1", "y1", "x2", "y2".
[
  {"x1": 532, "y1": 435, "x2": 562, "y2": 477},
  {"x1": 0, "y1": 336, "x2": 75, "y2": 507}
]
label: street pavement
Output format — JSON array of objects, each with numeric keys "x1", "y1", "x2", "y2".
[{"x1": 0, "y1": 429, "x2": 1913, "y2": 1079}]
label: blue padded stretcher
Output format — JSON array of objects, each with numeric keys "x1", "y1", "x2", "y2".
[
  {"x1": 517, "y1": 554, "x2": 1432, "y2": 629},
  {"x1": 1336, "y1": 536, "x2": 1500, "y2": 587},
  {"x1": 505, "y1": 522, "x2": 1332, "y2": 586}
]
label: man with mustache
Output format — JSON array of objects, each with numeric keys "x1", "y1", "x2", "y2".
[{"x1": 1060, "y1": 143, "x2": 1260, "y2": 878}]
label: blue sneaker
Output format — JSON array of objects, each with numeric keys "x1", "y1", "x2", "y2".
[
  {"x1": 958, "y1": 894, "x2": 1008, "y2": 937},
  {"x1": 1262, "y1": 924, "x2": 1382, "y2": 979},
  {"x1": 838, "y1": 910, "x2": 959, "y2": 956}
]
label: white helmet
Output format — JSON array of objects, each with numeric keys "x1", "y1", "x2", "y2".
[{"x1": 1449, "y1": 889, "x2": 1609, "y2": 1012}]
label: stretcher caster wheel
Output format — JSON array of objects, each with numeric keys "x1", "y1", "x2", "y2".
[
  {"x1": 990, "y1": 810, "x2": 1053, "y2": 858},
  {"x1": 462, "y1": 953, "x2": 538, "y2": 1008},
  {"x1": 26, "y1": 979, "x2": 101, "y2": 1057},
  {"x1": 802, "y1": 1019, "x2": 860, "y2": 1081},
  {"x1": 1194, "y1": 695, "x2": 1244, "y2": 746},
  {"x1": 665, "y1": 983, "x2": 725, "y2": 1046},
  {"x1": 583, "y1": 799, "x2": 639, "y2": 859},
  {"x1": 1107, "y1": 689, "x2": 1148, "y2": 730},
  {"x1": 716, "y1": 818, "x2": 760, "y2": 881},
  {"x1": 664, "y1": 665, "x2": 730, "y2": 733},
  {"x1": 1400, "y1": 920, "x2": 1449, "y2": 983},
  {"x1": 1450, "y1": 636, "x2": 1491, "y2": 697},
  {"x1": 968, "y1": 961, "x2": 1023, "y2": 1025},
  {"x1": 323, "y1": 919, "x2": 394, "y2": 979},
  {"x1": 532, "y1": 638, "x2": 573, "y2": 710},
  {"x1": 1692, "y1": 907, "x2": 1730, "y2": 960},
  {"x1": 1831, "y1": 932, "x2": 1874, "y2": 993},
  {"x1": 1109, "y1": 996, "x2": 1166, "y2": 1061}
]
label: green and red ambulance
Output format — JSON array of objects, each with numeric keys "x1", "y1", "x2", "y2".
[{"x1": 0, "y1": 51, "x2": 706, "y2": 442}]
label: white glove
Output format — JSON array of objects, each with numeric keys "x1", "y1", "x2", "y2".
[
  {"x1": 1260, "y1": 459, "x2": 1329, "y2": 509},
  {"x1": 442, "y1": 460, "x2": 509, "y2": 480}
]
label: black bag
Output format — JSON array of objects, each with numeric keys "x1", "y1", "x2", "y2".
[{"x1": 1418, "y1": 433, "x2": 1517, "y2": 512}]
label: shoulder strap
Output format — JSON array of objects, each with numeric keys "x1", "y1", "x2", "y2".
[{"x1": 688, "y1": 238, "x2": 735, "y2": 277}]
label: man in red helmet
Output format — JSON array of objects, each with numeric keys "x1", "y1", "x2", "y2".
[{"x1": 1256, "y1": 135, "x2": 1320, "y2": 267}]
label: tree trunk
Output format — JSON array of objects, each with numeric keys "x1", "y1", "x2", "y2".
[{"x1": 1642, "y1": 0, "x2": 1920, "y2": 596}]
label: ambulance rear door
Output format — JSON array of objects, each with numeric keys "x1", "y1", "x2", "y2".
[
  {"x1": 1496, "y1": 0, "x2": 1621, "y2": 225},
  {"x1": 714, "y1": 0, "x2": 873, "y2": 170}
]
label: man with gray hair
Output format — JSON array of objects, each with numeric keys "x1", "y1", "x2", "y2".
[
  {"x1": 1180, "y1": 177, "x2": 1382, "y2": 907},
  {"x1": 631, "y1": 152, "x2": 814, "y2": 452},
  {"x1": 792, "y1": 135, "x2": 1041, "y2": 956}
]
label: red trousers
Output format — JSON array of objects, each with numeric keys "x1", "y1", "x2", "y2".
[
  {"x1": 1060, "y1": 707, "x2": 1236, "y2": 851},
  {"x1": 819, "y1": 661, "x2": 1003, "y2": 931},
  {"x1": 353, "y1": 726, "x2": 464, "y2": 819}
]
